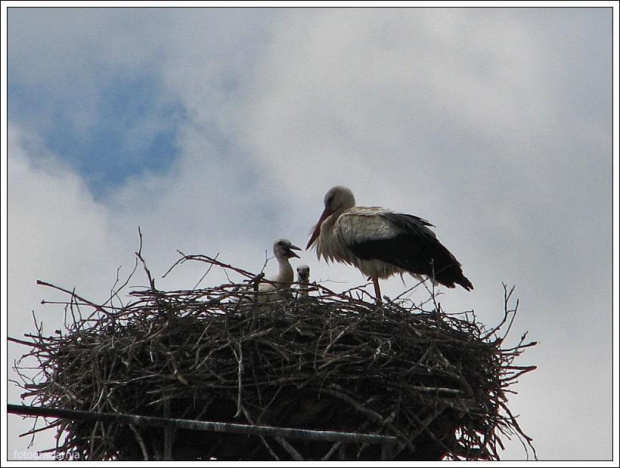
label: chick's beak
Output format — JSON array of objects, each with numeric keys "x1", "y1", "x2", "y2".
[{"x1": 285, "y1": 244, "x2": 301, "y2": 258}]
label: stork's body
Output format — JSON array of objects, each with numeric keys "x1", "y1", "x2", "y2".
[
  {"x1": 258, "y1": 239, "x2": 301, "y2": 302},
  {"x1": 307, "y1": 186, "x2": 473, "y2": 302}
]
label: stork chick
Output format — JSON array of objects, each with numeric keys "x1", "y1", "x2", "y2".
[
  {"x1": 295, "y1": 264, "x2": 311, "y2": 297},
  {"x1": 258, "y1": 239, "x2": 301, "y2": 302}
]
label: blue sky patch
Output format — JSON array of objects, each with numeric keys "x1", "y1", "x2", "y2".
[{"x1": 9, "y1": 71, "x2": 186, "y2": 200}]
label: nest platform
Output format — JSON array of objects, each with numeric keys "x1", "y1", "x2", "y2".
[{"x1": 12, "y1": 254, "x2": 537, "y2": 461}]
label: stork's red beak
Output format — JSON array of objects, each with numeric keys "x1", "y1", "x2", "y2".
[{"x1": 307, "y1": 208, "x2": 331, "y2": 249}]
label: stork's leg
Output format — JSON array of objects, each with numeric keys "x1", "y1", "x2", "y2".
[{"x1": 372, "y1": 278, "x2": 383, "y2": 305}]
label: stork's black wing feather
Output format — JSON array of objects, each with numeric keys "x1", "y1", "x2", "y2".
[{"x1": 348, "y1": 212, "x2": 473, "y2": 290}]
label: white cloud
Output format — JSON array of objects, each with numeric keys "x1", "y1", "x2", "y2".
[
  {"x1": 7, "y1": 125, "x2": 129, "y2": 455},
  {"x1": 7, "y1": 126, "x2": 122, "y2": 307},
  {"x1": 234, "y1": 9, "x2": 548, "y2": 192}
]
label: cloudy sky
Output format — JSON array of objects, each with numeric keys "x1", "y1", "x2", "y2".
[{"x1": 3, "y1": 4, "x2": 617, "y2": 462}]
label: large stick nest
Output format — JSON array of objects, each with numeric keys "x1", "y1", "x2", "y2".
[{"x1": 13, "y1": 252, "x2": 537, "y2": 461}]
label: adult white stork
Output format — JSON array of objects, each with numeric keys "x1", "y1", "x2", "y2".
[
  {"x1": 307, "y1": 186, "x2": 473, "y2": 302},
  {"x1": 257, "y1": 239, "x2": 302, "y2": 301}
]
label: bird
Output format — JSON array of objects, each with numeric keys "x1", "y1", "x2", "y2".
[
  {"x1": 295, "y1": 265, "x2": 311, "y2": 297},
  {"x1": 257, "y1": 239, "x2": 302, "y2": 302},
  {"x1": 306, "y1": 186, "x2": 473, "y2": 302},
  {"x1": 296, "y1": 264, "x2": 311, "y2": 284}
]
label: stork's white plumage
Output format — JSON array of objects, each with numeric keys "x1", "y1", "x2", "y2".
[
  {"x1": 307, "y1": 186, "x2": 473, "y2": 302},
  {"x1": 258, "y1": 239, "x2": 301, "y2": 301}
]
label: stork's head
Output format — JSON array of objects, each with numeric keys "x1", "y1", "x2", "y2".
[
  {"x1": 323, "y1": 186, "x2": 356, "y2": 213},
  {"x1": 273, "y1": 238, "x2": 301, "y2": 259},
  {"x1": 307, "y1": 186, "x2": 356, "y2": 249},
  {"x1": 296, "y1": 265, "x2": 310, "y2": 283}
]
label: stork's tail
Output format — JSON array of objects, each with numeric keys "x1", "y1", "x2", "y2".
[
  {"x1": 435, "y1": 265, "x2": 474, "y2": 291},
  {"x1": 457, "y1": 275, "x2": 474, "y2": 291}
]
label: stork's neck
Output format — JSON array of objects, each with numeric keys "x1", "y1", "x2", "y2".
[
  {"x1": 325, "y1": 206, "x2": 348, "y2": 229},
  {"x1": 275, "y1": 255, "x2": 295, "y2": 283}
]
